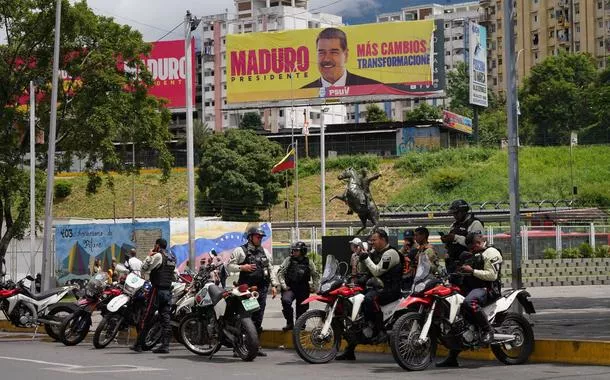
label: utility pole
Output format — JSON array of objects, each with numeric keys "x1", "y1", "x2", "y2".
[
  {"x1": 41, "y1": 0, "x2": 62, "y2": 291},
  {"x1": 320, "y1": 107, "x2": 328, "y2": 235},
  {"x1": 503, "y1": 0, "x2": 522, "y2": 289},
  {"x1": 29, "y1": 81, "x2": 36, "y2": 281},
  {"x1": 185, "y1": 10, "x2": 201, "y2": 272}
]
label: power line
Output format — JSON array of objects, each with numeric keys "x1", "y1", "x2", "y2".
[
  {"x1": 91, "y1": 6, "x2": 173, "y2": 34},
  {"x1": 156, "y1": 21, "x2": 186, "y2": 42}
]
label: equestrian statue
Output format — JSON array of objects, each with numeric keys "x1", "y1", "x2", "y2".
[{"x1": 329, "y1": 167, "x2": 381, "y2": 235}]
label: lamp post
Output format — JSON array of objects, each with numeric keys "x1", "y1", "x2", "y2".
[
  {"x1": 185, "y1": 10, "x2": 201, "y2": 272},
  {"x1": 41, "y1": 0, "x2": 62, "y2": 291},
  {"x1": 320, "y1": 107, "x2": 329, "y2": 236},
  {"x1": 29, "y1": 81, "x2": 36, "y2": 281}
]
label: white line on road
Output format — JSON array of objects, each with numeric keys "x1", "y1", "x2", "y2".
[
  {"x1": 0, "y1": 355, "x2": 165, "y2": 374},
  {"x1": 0, "y1": 356, "x2": 75, "y2": 367}
]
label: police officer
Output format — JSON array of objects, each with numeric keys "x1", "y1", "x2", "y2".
[
  {"x1": 228, "y1": 226, "x2": 278, "y2": 357},
  {"x1": 276, "y1": 241, "x2": 320, "y2": 331},
  {"x1": 437, "y1": 233, "x2": 502, "y2": 368},
  {"x1": 441, "y1": 200, "x2": 484, "y2": 274},
  {"x1": 400, "y1": 229, "x2": 418, "y2": 290},
  {"x1": 131, "y1": 238, "x2": 175, "y2": 353},
  {"x1": 336, "y1": 228, "x2": 403, "y2": 361}
]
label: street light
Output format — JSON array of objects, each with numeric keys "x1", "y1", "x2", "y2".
[
  {"x1": 185, "y1": 10, "x2": 201, "y2": 272},
  {"x1": 320, "y1": 106, "x2": 329, "y2": 236}
]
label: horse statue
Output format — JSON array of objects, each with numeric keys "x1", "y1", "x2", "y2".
[{"x1": 329, "y1": 167, "x2": 381, "y2": 235}]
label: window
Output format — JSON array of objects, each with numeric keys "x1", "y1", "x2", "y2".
[
  {"x1": 279, "y1": 110, "x2": 284, "y2": 117},
  {"x1": 575, "y1": 3, "x2": 580, "y2": 15},
  {"x1": 575, "y1": 41, "x2": 580, "y2": 51},
  {"x1": 600, "y1": 39, "x2": 605, "y2": 48},
  {"x1": 549, "y1": 29, "x2": 555, "y2": 38},
  {"x1": 534, "y1": 52, "x2": 539, "y2": 60},
  {"x1": 498, "y1": 57, "x2": 503, "y2": 65},
  {"x1": 493, "y1": 77, "x2": 498, "y2": 86},
  {"x1": 576, "y1": 23, "x2": 581, "y2": 33},
  {"x1": 498, "y1": 20, "x2": 502, "y2": 30},
  {"x1": 533, "y1": 33, "x2": 539, "y2": 45},
  {"x1": 549, "y1": 10, "x2": 554, "y2": 19},
  {"x1": 600, "y1": 19, "x2": 604, "y2": 28},
  {"x1": 533, "y1": 14, "x2": 538, "y2": 24},
  {"x1": 446, "y1": 50, "x2": 451, "y2": 56},
  {"x1": 598, "y1": 1, "x2": 603, "y2": 10}
]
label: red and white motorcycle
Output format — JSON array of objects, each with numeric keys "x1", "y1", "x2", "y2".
[
  {"x1": 389, "y1": 255, "x2": 536, "y2": 371},
  {"x1": 0, "y1": 275, "x2": 78, "y2": 340}
]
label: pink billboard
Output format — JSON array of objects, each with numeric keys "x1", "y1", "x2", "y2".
[{"x1": 142, "y1": 39, "x2": 196, "y2": 109}]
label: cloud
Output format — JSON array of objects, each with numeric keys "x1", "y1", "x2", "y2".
[{"x1": 309, "y1": 0, "x2": 381, "y2": 19}]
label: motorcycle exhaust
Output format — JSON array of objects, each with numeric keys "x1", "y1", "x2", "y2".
[{"x1": 37, "y1": 318, "x2": 62, "y2": 326}]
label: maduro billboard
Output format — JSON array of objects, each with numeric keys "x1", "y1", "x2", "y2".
[{"x1": 227, "y1": 20, "x2": 442, "y2": 103}]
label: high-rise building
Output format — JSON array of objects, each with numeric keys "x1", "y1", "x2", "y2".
[
  {"x1": 363, "y1": 1, "x2": 479, "y2": 122},
  {"x1": 201, "y1": 0, "x2": 346, "y2": 132},
  {"x1": 480, "y1": 0, "x2": 610, "y2": 94}
]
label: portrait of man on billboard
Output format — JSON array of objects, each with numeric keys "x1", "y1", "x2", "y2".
[{"x1": 301, "y1": 27, "x2": 380, "y2": 89}]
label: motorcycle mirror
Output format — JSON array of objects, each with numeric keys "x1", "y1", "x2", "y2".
[
  {"x1": 26, "y1": 275, "x2": 35, "y2": 281},
  {"x1": 210, "y1": 249, "x2": 217, "y2": 257}
]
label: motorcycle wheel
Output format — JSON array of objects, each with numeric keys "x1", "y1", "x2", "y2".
[
  {"x1": 93, "y1": 314, "x2": 124, "y2": 349},
  {"x1": 59, "y1": 310, "x2": 91, "y2": 346},
  {"x1": 292, "y1": 309, "x2": 341, "y2": 364},
  {"x1": 141, "y1": 315, "x2": 163, "y2": 351},
  {"x1": 390, "y1": 312, "x2": 436, "y2": 371},
  {"x1": 44, "y1": 304, "x2": 77, "y2": 341},
  {"x1": 179, "y1": 313, "x2": 221, "y2": 356},
  {"x1": 233, "y1": 318, "x2": 259, "y2": 362},
  {"x1": 491, "y1": 313, "x2": 535, "y2": 365}
]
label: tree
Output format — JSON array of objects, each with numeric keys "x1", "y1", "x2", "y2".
[
  {"x1": 478, "y1": 108, "x2": 507, "y2": 147},
  {"x1": 196, "y1": 129, "x2": 285, "y2": 221},
  {"x1": 0, "y1": 1, "x2": 173, "y2": 262},
  {"x1": 583, "y1": 60, "x2": 610, "y2": 144},
  {"x1": 445, "y1": 61, "x2": 500, "y2": 116},
  {"x1": 404, "y1": 102, "x2": 442, "y2": 122},
  {"x1": 365, "y1": 104, "x2": 389, "y2": 122},
  {"x1": 239, "y1": 112, "x2": 263, "y2": 130},
  {"x1": 520, "y1": 53, "x2": 597, "y2": 145}
]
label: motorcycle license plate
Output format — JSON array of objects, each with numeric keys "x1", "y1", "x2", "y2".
[{"x1": 241, "y1": 298, "x2": 260, "y2": 312}]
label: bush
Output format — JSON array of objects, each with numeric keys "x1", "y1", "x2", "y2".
[
  {"x1": 576, "y1": 185, "x2": 610, "y2": 208},
  {"x1": 578, "y1": 242, "x2": 594, "y2": 258},
  {"x1": 299, "y1": 155, "x2": 380, "y2": 177},
  {"x1": 429, "y1": 167, "x2": 466, "y2": 192},
  {"x1": 543, "y1": 247, "x2": 557, "y2": 259},
  {"x1": 393, "y1": 147, "x2": 495, "y2": 174},
  {"x1": 594, "y1": 245, "x2": 610, "y2": 258},
  {"x1": 560, "y1": 248, "x2": 581, "y2": 259},
  {"x1": 54, "y1": 181, "x2": 72, "y2": 199}
]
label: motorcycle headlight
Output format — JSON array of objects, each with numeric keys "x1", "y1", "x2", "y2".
[
  {"x1": 320, "y1": 283, "x2": 331, "y2": 294},
  {"x1": 413, "y1": 282, "x2": 426, "y2": 294}
]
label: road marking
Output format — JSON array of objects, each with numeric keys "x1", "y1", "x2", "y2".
[{"x1": 0, "y1": 356, "x2": 165, "y2": 373}]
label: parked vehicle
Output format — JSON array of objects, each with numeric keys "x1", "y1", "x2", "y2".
[
  {"x1": 389, "y1": 255, "x2": 536, "y2": 371},
  {"x1": 92, "y1": 272, "x2": 153, "y2": 349},
  {"x1": 292, "y1": 255, "x2": 406, "y2": 364},
  {"x1": 179, "y1": 282, "x2": 261, "y2": 361},
  {"x1": 58, "y1": 273, "x2": 122, "y2": 346},
  {"x1": 0, "y1": 275, "x2": 78, "y2": 340}
]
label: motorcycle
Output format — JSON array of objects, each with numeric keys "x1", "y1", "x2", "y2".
[
  {"x1": 58, "y1": 273, "x2": 122, "y2": 346},
  {"x1": 389, "y1": 254, "x2": 536, "y2": 371},
  {"x1": 292, "y1": 255, "x2": 405, "y2": 364},
  {"x1": 92, "y1": 271, "x2": 153, "y2": 349},
  {"x1": 0, "y1": 275, "x2": 79, "y2": 340},
  {"x1": 179, "y1": 282, "x2": 261, "y2": 361}
]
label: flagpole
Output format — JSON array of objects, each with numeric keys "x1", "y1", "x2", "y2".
[{"x1": 294, "y1": 140, "x2": 299, "y2": 240}]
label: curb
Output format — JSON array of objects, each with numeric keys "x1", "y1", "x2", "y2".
[
  {"x1": 258, "y1": 330, "x2": 610, "y2": 366},
  {"x1": 4, "y1": 321, "x2": 609, "y2": 366}
]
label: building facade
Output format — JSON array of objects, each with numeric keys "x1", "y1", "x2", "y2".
[{"x1": 480, "y1": 0, "x2": 610, "y2": 94}]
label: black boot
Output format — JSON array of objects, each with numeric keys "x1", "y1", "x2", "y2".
[
  {"x1": 282, "y1": 309, "x2": 294, "y2": 332},
  {"x1": 335, "y1": 345, "x2": 356, "y2": 361},
  {"x1": 436, "y1": 350, "x2": 460, "y2": 368},
  {"x1": 473, "y1": 310, "x2": 494, "y2": 345},
  {"x1": 129, "y1": 344, "x2": 143, "y2": 353},
  {"x1": 152, "y1": 334, "x2": 170, "y2": 354}
]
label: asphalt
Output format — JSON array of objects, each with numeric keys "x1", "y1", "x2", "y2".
[{"x1": 0, "y1": 340, "x2": 609, "y2": 380}]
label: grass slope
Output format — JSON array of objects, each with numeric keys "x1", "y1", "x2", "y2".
[{"x1": 53, "y1": 146, "x2": 610, "y2": 221}]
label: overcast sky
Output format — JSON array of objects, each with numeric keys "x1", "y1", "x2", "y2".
[{"x1": 82, "y1": 0, "x2": 382, "y2": 41}]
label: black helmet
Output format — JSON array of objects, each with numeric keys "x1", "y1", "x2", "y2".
[
  {"x1": 291, "y1": 241, "x2": 308, "y2": 255},
  {"x1": 448, "y1": 199, "x2": 470, "y2": 213},
  {"x1": 247, "y1": 226, "x2": 266, "y2": 238},
  {"x1": 403, "y1": 229, "x2": 415, "y2": 239}
]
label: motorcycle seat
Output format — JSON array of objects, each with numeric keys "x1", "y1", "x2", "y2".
[
  {"x1": 24, "y1": 288, "x2": 63, "y2": 301},
  {"x1": 207, "y1": 285, "x2": 225, "y2": 305}
]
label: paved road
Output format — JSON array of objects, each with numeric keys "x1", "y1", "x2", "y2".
[{"x1": 0, "y1": 340, "x2": 609, "y2": 380}]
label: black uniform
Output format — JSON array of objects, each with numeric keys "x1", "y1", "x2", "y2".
[
  {"x1": 445, "y1": 215, "x2": 483, "y2": 274},
  {"x1": 280, "y1": 256, "x2": 312, "y2": 326}
]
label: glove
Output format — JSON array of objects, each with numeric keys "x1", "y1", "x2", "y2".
[{"x1": 358, "y1": 252, "x2": 369, "y2": 261}]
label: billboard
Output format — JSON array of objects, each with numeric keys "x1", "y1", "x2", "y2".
[
  {"x1": 54, "y1": 221, "x2": 170, "y2": 284},
  {"x1": 443, "y1": 110, "x2": 473, "y2": 134},
  {"x1": 138, "y1": 39, "x2": 195, "y2": 109},
  {"x1": 468, "y1": 21, "x2": 488, "y2": 107},
  {"x1": 227, "y1": 20, "x2": 443, "y2": 103}
]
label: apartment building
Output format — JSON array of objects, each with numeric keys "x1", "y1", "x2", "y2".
[
  {"x1": 201, "y1": 0, "x2": 346, "y2": 132},
  {"x1": 480, "y1": 0, "x2": 610, "y2": 94},
  {"x1": 355, "y1": 1, "x2": 480, "y2": 123}
]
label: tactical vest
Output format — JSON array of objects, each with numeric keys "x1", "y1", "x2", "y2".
[
  {"x1": 149, "y1": 250, "x2": 176, "y2": 289},
  {"x1": 237, "y1": 244, "x2": 270, "y2": 287},
  {"x1": 462, "y1": 246, "x2": 503, "y2": 294},
  {"x1": 375, "y1": 246, "x2": 404, "y2": 296},
  {"x1": 285, "y1": 256, "x2": 311, "y2": 288},
  {"x1": 446, "y1": 214, "x2": 482, "y2": 271}
]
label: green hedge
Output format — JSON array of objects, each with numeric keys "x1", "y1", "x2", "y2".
[{"x1": 298, "y1": 154, "x2": 380, "y2": 177}]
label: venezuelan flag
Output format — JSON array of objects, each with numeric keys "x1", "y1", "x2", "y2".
[{"x1": 271, "y1": 148, "x2": 295, "y2": 173}]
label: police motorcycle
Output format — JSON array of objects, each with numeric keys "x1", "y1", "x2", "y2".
[
  {"x1": 58, "y1": 273, "x2": 122, "y2": 345},
  {"x1": 389, "y1": 254, "x2": 536, "y2": 371},
  {"x1": 293, "y1": 255, "x2": 407, "y2": 364},
  {"x1": 179, "y1": 279, "x2": 261, "y2": 361},
  {"x1": 0, "y1": 275, "x2": 79, "y2": 340},
  {"x1": 92, "y1": 265, "x2": 154, "y2": 348}
]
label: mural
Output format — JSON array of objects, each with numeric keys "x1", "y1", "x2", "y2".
[
  {"x1": 54, "y1": 221, "x2": 170, "y2": 284},
  {"x1": 169, "y1": 220, "x2": 272, "y2": 272}
]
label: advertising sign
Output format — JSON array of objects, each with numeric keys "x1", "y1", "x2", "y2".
[
  {"x1": 227, "y1": 20, "x2": 441, "y2": 103},
  {"x1": 54, "y1": 221, "x2": 170, "y2": 283},
  {"x1": 443, "y1": 110, "x2": 473, "y2": 134},
  {"x1": 468, "y1": 21, "x2": 488, "y2": 107},
  {"x1": 138, "y1": 39, "x2": 195, "y2": 109}
]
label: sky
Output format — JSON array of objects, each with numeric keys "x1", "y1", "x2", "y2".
[{"x1": 82, "y1": 0, "x2": 390, "y2": 41}]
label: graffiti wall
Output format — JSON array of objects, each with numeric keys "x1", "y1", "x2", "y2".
[
  {"x1": 396, "y1": 126, "x2": 441, "y2": 155},
  {"x1": 54, "y1": 221, "x2": 170, "y2": 283}
]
